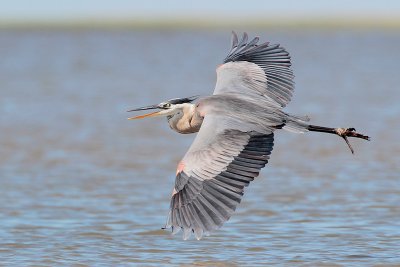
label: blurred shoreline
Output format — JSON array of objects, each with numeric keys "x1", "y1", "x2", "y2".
[{"x1": 1, "y1": 17, "x2": 400, "y2": 30}]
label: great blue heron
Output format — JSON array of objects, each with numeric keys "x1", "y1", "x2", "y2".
[{"x1": 128, "y1": 32, "x2": 370, "y2": 240}]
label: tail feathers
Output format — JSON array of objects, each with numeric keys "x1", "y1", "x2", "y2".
[{"x1": 282, "y1": 114, "x2": 310, "y2": 133}]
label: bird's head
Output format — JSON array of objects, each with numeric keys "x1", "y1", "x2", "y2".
[{"x1": 127, "y1": 96, "x2": 199, "y2": 120}]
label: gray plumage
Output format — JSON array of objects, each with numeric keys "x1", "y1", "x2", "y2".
[{"x1": 128, "y1": 32, "x2": 370, "y2": 240}]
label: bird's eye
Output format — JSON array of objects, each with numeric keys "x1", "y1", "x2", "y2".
[{"x1": 163, "y1": 103, "x2": 171, "y2": 108}]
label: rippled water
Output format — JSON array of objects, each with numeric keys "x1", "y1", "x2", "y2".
[{"x1": 0, "y1": 29, "x2": 399, "y2": 266}]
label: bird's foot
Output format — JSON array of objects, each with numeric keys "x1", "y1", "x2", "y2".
[{"x1": 334, "y1": 128, "x2": 370, "y2": 154}]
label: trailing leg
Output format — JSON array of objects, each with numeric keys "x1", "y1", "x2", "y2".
[{"x1": 308, "y1": 125, "x2": 370, "y2": 154}]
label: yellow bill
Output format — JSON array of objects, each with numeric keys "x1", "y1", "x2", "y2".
[{"x1": 127, "y1": 111, "x2": 162, "y2": 120}]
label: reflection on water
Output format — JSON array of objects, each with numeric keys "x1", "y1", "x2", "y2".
[{"x1": 0, "y1": 29, "x2": 399, "y2": 265}]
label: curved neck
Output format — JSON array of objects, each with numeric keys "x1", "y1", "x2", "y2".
[{"x1": 167, "y1": 103, "x2": 203, "y2": 134}]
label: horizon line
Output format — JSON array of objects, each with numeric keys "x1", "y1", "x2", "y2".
[{"x1": 1, "y1": 17, "x2": 400, "y2": 30}]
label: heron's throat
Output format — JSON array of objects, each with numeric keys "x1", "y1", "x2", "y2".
[{"x1": 167, "y1": 103, "x2": 203, "y2": 134}]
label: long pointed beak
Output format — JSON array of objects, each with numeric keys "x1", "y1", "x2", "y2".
[
  {"x1": 127, "y1": 104, "x2": 162, "y2": 120},
  {"x1": 127, "y1": 104, "x2": 159, "y2": 112}
]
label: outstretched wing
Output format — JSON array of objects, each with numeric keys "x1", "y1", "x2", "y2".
[
  {"x1": 164, "y1": 114, "x2": 274, "y2": 240},
  {"x1": 214, "y1": 32, "x2": 294, "y2": 108}
]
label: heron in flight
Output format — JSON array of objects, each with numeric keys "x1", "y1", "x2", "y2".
[{"x1": 128, "y1": 32, "x2": 370, "y2": 240}]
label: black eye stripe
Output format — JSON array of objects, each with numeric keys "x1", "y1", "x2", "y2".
[{"x1": 167, "y1": 96, "x2": 199, "y2": 105}]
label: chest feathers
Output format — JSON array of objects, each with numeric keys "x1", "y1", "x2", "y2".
[{"x1": 167, "y1": 104, "x2": 204, "y2": 134}]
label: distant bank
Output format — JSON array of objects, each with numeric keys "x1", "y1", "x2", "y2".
[{"x1": 1, "y1": 17, "x2": 399, "y2": 30}]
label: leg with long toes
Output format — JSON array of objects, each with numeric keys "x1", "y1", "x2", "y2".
[{"x1": 308, "y1": 125, "x2": 370, "y2": 154}]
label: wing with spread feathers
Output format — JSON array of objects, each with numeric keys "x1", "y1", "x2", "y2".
[
  {"x1": 164, "y1": 113, "x2": 274, "y2": 240},
  {"x1": 214, "y1": 31, "x2": 294, "y2": 108}
]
